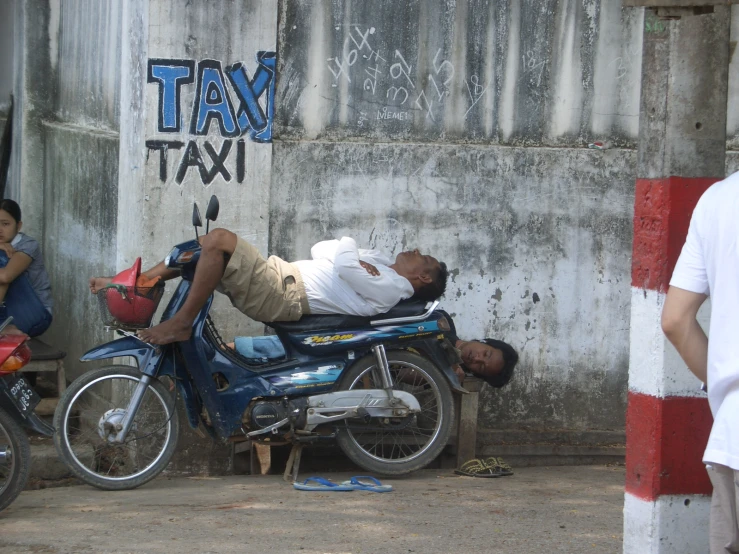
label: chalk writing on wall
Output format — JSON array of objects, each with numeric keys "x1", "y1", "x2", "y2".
[
  {"x1": 145, "y1": 51, "x2": 276, "y2": 185},
  {"x1": 326, "y1": 25, "x2": 487, "y2": 127}
]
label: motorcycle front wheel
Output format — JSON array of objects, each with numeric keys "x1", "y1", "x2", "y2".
[
  {"x1": 0, "y1": 406, "x2": 30, "y2": 512},
  {"x1": 53, "y1": 366, "x2": 180, "y2": 491},
  {"x1": 335, "y1": 350, "x2": 454, "y2": 475}
]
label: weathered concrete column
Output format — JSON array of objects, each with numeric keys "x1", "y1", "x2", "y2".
[
  {"x1": 117, "y1": 0, "x2": 277, "y2": 342},
  {"x1": 623, "y1": 8, "x2": 730, "y2": 553},
  {"x1": 10, "y1": 0, "x2": 54, "y2": 237},
  {"x1": 115, "y1": 0, "x2": 279, "y2": 474}
]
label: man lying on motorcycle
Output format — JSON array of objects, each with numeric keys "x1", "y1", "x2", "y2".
[
  {"x1": 224, "y1": 252, "x2": 516, "y2": 388},
  {"x1": 89, "y1": 231, "x2": 448, "y2": 345}
]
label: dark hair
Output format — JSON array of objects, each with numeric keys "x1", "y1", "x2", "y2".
[
  {"x1": 0, "y1": 199, "x2": 21, "y2": 223},
  {"x1": 476, "y1": 338, "x2": 518, "y2": 388},
  {"x1": 412, "y1": 261, "x2": 448, "y2": 302}
]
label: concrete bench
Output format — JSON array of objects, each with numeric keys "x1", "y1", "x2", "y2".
[{"x1": 19, "y1": 338, "x2": 67, "y2": 417}]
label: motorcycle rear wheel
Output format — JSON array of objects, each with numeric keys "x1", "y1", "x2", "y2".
[
  {"x1": 53, "y1": 366, "x2": 179, "y2": 491},
  {"x1": 335, "y1": 350, "x2": 454, "y2": 475},
  {"x1": 0, "y1": 406, "x2": 31, "y2": 512}
]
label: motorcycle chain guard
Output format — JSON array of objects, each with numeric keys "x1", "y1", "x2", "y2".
[
  {"x1": 244, "y1": 389, "x2": 421, "y2": 437},
  {"x1": 303, "y1": 389, "x2": 421, "y2": 431}
]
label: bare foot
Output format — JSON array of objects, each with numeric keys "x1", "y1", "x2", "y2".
[
  {"x1": 90, "y1": 276, "x2": 113, "y2": 294},
  {"x1": 137, "y1": 316, "x2": 192, "y2": 344},
  {"x1": 2, "y1": 325, "x2": 29, "y2": 338}
]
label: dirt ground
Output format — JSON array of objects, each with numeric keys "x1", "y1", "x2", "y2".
[{"x1": 0, "y1": 465, "x2": 626, "y2": 554}]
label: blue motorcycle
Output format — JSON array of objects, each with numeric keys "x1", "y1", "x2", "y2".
[{"x1": 53, "y1": 197, "x2": 463, "y2": 490}]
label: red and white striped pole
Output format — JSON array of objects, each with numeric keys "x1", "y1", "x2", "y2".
[
  {"x1": 625, "y1": 177, "x2": 715, "y2": 552},
  {"x1": 623, "y1": 9, "x2": 730, "y2": 553}
]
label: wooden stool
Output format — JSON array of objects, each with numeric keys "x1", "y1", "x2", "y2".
[
  {"x1": 453, "y1": 376, "x2": 484, "y2": 468},
  {"x1": 20, "y1": 338, "x2": 67, "y2": 417},
  {"x1": 231, "y1": 440, "x2": 277, "y2": 476}
]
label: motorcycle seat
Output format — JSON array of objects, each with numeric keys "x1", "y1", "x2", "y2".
[{"x1": 266, "y1": 299, "x2": 430, "y2": 333}]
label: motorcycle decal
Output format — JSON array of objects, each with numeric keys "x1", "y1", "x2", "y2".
[
  {"x1": 397, "y1": 331, "x2": 433, "y2": 340},
  {"x1": 298, "y1": 322, "x2": 441, "y2": 347},
  {"x1": 302, "y1": 334, "x2": 355, "y2": 346},
  {"x1": 267, "y1": 365, "x2": 342, "y2": 387}
]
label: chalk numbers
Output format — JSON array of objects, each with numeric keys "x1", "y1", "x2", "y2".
[
  {"x1": 522, "y1": 50, "x2": 546, "y2": 87},
  {"x1": 324, "y1": 27, "x2": 494, "y2": 125}
]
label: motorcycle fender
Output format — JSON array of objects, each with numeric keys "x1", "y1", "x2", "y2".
[
  {"x1": 0, "y1": 396, "x2": 54, "y2": 436},
  {"x1": 19, "y1": 411, "x2": 54, "y2": 436},
  {"x1": 81, "y1": 336, "x2": 156, "y2": 368},
  {"x1": 410, "y1": 342, "x2": 468, "y2": 395},
  {"x1": 442, "y1": 366, "x2": 468, "y2": 394},
  {"x1": 81, "y1": 339, "x2": 203, "y2": 431}
]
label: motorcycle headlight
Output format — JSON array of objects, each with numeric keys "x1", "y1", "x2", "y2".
[{"x1": 177, "y1": 250, "x2": 196, "y2": 263}]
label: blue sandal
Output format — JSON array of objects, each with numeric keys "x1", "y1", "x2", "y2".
[
  {"x1": 293, "y1": 476, "x2": 355, "y2": 491},
  {"x1": 340, "y1": 476, "x2": 393, "y2": 492}
]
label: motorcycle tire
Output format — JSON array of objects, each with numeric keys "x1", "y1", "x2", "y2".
[
  {"x1": 0, "y1": 406, "x2": 31, "y2": 512},
  {"x1": 335, "y1": 349, "x2": 454, "y2": 476},
  {"x1": 53, "y1": 365, "x2": 180, "y2": 491}
]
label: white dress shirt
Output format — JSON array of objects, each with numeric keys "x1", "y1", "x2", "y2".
[{"x1": 292, "y1": 237, "x2": 414, "y2": 316}]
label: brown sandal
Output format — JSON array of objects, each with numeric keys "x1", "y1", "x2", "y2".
[
  {"x1": 454, "y1": 458, "x2": 504, "y2": 478},
  {"x1": 483, "y1": 457, "x2": 514, "y2": 476}
]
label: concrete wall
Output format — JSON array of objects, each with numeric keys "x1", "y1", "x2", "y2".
[
  {"x1": 0, "y1": 1, "x2": 13, "y2": 138},
  {"x1": 10, "y1": 0, "x2": 739, "y2": 466},
  {"x1": 10, "y1": 0, "x2": 55, "y2": 228},
  {"x1": 272, "y1": 0, "x2": 642, "y2": 440},
  {"x1": 276, "y1": 0, "x2": 643, "y2": 145}
]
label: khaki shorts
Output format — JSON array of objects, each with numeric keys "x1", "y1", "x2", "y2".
[
  {"x1": 217, "y1": 238, "x2": 310, "y2": 322},
  {"x1": 708, "y1": 463, "x2": 739, "y2": 553}
]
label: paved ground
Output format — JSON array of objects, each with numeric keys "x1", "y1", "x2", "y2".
[{"x1": 0, "y1": 465, "x2": 626, "y2": 554}]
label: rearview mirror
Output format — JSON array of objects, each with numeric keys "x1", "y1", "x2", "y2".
[
  {"x1": 192, "y1": 203, "x2": 202, "y2": 227},
  {"x1": 205, "y1": 195, "x2": 219, "y2": 222},
  {"x1": 0, "y1": 316, "x2": 14, "y2": 334}
]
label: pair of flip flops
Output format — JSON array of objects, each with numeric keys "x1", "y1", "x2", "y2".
[
  {"x1": 293, "y1": 475, "x2": 393, "y2": 492},
  {"x1": 454, "y1": 457, "x2": 514, "y2": 478}
]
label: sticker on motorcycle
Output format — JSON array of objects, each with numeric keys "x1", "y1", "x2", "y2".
[
  {"x1": 267, "y1": 366, "x2": 342, "y2": 387},
  {"x1": 303, "y1": 334, "x2": 355, "y2": 346}
]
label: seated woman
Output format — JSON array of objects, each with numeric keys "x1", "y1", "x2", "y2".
[{"x1": 0, "y1": 200, "x2": 53, "y2": 336}]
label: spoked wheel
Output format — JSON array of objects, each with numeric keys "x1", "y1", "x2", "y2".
[
  {"x1": 53, "y1": 366, "x2": 179, "y2": 491},
  {"x1": 335, "y1": 350, "x2": 454, "y2": 475},
  {"x1": 0, "y1": 406, "x2": 30, "y2": 512}
]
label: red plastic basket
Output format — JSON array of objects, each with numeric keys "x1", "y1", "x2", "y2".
[{"x1": 97, "y1": 283, "x2": 165, "y2": 329}]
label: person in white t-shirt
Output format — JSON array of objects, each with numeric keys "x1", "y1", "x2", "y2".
[
  {"x1": 662, "y1": 171, "x2": 739, "y2": 553},
  {"x1": 89, "y1": 230, "x2": 448, "y2": 345}
]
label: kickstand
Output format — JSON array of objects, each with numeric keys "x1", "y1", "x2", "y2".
[{"x1": 283, "y1": 443, "x2": 304, "y2": 483}]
